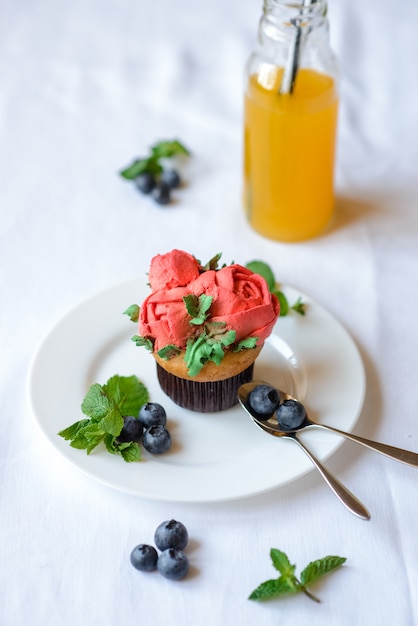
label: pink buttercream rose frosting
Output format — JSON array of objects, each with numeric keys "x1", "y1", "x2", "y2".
[{"x1": 139, "y1": 250, "x2": 280, "y2": 352}]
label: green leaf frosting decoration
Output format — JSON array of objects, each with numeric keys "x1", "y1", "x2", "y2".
[
  {"x1": 131, "y1": 335, "x2": 154, "y2": 351},
  {"x1": 183, "y1": 294, "x2": 213, "y2": 325},
  {"x1": 185, "y1": 322, "x2": 236, "y2": 376}
]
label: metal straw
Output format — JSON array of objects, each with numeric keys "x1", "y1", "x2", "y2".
[{"x1": 279, "y1": 0, "x2": 314, "y2": 94}]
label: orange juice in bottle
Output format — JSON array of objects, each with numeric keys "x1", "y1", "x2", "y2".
[{"x1": 243, "y1": 0, "x2": 339, "y2": 242}]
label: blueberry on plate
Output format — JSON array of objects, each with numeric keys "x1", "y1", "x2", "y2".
[
  {"x1": 151, "y1": 182, "x2": 171, "y2": 205},
  {"x1": 157, "y1": 548, "x2": 189, "y2": 580},
  {"x1": 130, "y1": 544, "x2": 158, "y2": 572},
  {"x1": 139, "y1": 402, "x2": 167, "y2": 428},
  {"x1": 116, "y1": 415, "x2": 143, "y2": 443},
  {"x1": 276, "y1": 399, "x2": 307, "y2": 430},
  {"x1": 160, "y1": 169, "x2": 181, "y2": 190},
  {"x1": 142, "y1": 425, "x2": 171, "y2": 454},
  {"x1": 248, "y1": 384, "x2": 280, "y2": 419},
  {"x1": 135, "y1": 172, "x2": 156, "y2": 194},
  {"x1": 154, "y1": 519, "x2": 188, "y2": 551}
]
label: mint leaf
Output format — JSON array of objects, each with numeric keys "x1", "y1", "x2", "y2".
[
  {"x1": 103, "y1": 374, "x2": 149, "y2": 418},
  {"x1": 270, "y1": 549, "x2": 296, "y2": 577},
  {"x1": 183, "y1": 294, "x2": 212, "y2": 325},
  {"x1": 249, "y1": 577, "x2": 297, "y2": 601},
  {"x1": 97, "y1": 408, "x2": 124, "y2": 438},
  {"x1": 246, "y1": 260, "x2": 275, "y2": 291},
  {"x1": 124, "y1": 304, "x2": 140, "y2": 322},
  {"x1": 81, "y1": 383, "x2": 113, "y2": 420},
  {"x1": 119, "y1": 156, "x2": 162, "y2": 180},
  {"x1": 105, "y1": 436, "x2": 142, "y2": 463},
  {"x1": 118, "y1": 442, "x2": 141, "y2": 463},
  {"x1": 58, "y1": 419, "x2": 90, "y2": 441},
  {"x1": 150, "y1": 139, "x2": 190, "y2": 159},
  {"x1": 246, "y1": 259, "x2": 306, "y2": 317},
  {"x1": 291, "y1": 297, "x2": 306, "y2": 316},
  {"x1": 274, "y1": 290, "x2": 289, "y2": 317},
  {"x1": 158, "y1": 344, "x2": 181, "y2": 360},
  {"x1": 131, "y1": 335, "x2": 154, "y2": 351},
  {"x1": 300, "y1": 556, "x2": 346, "y2": 586},
  {"x1": 69, "y1": 423, "x2": 105, "y2": 452}
]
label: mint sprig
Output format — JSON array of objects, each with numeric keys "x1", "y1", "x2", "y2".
[
  {"x1": 119, "y1": 139, "x2": 190, "y2": 180},
  {"x1": 246, "y1": 260, "x2": 306, "y2": 316},
  {"x1": 58, "y1": 375, "x2": 149, "y2": 462},
  {"x1": 249, "y1": 548, "x2": 346, "y2": 603}
]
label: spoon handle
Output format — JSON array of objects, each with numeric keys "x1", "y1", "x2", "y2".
[
  {"x1": 311, "y1": 424, "x2": 418, "y2": 467},
  {"x1": 288, "y1": 434, "x2": 370, "y2": 520}
]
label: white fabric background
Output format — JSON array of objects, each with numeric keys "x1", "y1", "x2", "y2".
[{"x1": 1, "y1": 0, "x2": 418, "y2": 624}]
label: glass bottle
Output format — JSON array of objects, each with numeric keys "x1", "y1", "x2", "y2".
[{"x1": 243, "y1": 0, "x2": 339, "y2": 242}]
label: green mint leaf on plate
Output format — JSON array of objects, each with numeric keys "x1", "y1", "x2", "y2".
[
  {"x1": 58, "y1": 375, "x2": 149, "y2": 462},
  {"x1": 184, "y1": 294, "x2": 213, "y2": 325},
  {"x1": 81, "y1": 383, "x2": 114, "y2": 420},
  {"x1": 105, "y1": 436, "x2": 141, "y2": 463},
  {"x1": 274, "y1": 290, "x2": 289, "y2": 317},
  {"x1": 103, "y1": 374, "x2": 149, "y2": 418},
  {"x1": 150, "y1": 139, "x2": 190, "y2": 159},
  {"x1": 158, "y1": 344, "x2": 181, "y2": 360},
  {"x1": 246, "y1": 259, "x2": 306, "y2": 316},
  {"x1": 124, "y1": 304, "x2": 140, "y2": 322},
  {"x1": 291, "y1": 296, "x2": 306, "y2": 316},
  {"x1": 131, "y1": 335, "x2": 154, "y2": 351},
  {"x1": 246, "y1": 260, "x2": 275, "y2": 291},
  {"x1": 300, "y1": 556, "x2": 347, "y2": 586},
  {"x1": 58, "y1": 419, "x2": 90, "y2": 441},
  {"x1": 249, "y1": 548, "x2": 346, "y2": 604}
]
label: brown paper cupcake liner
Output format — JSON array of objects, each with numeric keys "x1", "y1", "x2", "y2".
[{"x1": 156, "y1": 362, "x2": 255, "y2": 412}]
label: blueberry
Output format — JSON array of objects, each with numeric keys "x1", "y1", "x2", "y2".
[
  {"x1": 130, "y1": 544, "x2": 158, "y2": 571},
  {"x1": 276, "y1": 399, "x2": 307, "y2": 430},
  {"x1": 116, "y1": 415, "x2": 143, "y2": 443},
  {"x1": 135, "y1": 172, "x2": 156, "y2": 194},
  {"x1": 142, "y1": 425, "x2": 171, "y2": 454},
  {"x1": 248, "y1": 384, "x2": 280, "y2": 418},
  {"x1": 157, "y1": 549, "x2": 189, "y2": 580},
  {"x1": 160, "y1": 169, "x2": 181, "y2": 190},
  {"x1": 154, "y1": 519, "x2": 188, "y2": 551},
  {"x1": 139, "y1": 402, "x2": 167, "y2": 428},
  {"x1": 151, "y1": 183, "x2": 171, "y2": 205}
]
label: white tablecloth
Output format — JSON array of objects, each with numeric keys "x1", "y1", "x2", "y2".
[{"x1": 2, "y1": 0, "x2": 418, "y2": 624}]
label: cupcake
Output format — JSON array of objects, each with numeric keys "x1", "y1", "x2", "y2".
[{"x1": 129, "y1": 250, "x2": 280, "y2": 412}]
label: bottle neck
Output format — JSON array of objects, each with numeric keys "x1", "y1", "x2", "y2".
[{"x1": 260, "y1": 0, "x2": 328, "y2": 43}]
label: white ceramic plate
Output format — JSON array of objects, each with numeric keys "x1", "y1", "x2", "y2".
[{"x1": 27, "y1": 279, "x2": 365, "y2": 502}]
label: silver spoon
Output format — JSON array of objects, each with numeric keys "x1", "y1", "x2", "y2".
[
  {"x1": 239, "y1": 380, "x2": 418, "y2": 468},
  {"x1": 238, "y1": 381, "x2": 370, "y2": 520}
]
